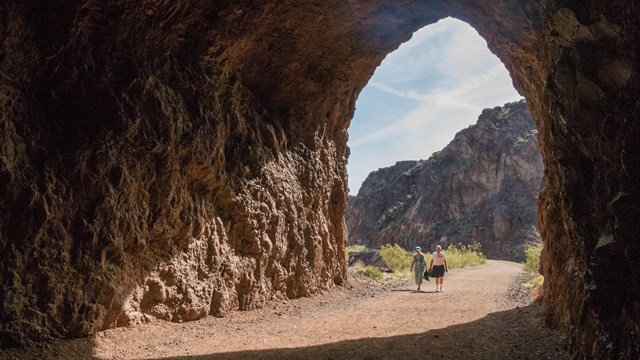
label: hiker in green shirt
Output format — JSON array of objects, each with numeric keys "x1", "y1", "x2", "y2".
[{"x1": 409, "y1": 246, "x2": 427, "y2": 291}]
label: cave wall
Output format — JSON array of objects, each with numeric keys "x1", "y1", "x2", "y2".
[
  {"x1": 0, "y1": 0, "x2": 357, "y2": 345},
  {"x1": 1, "y1": 0, "x2": 639, "y2": 358},
  {"x1": 534, "y1": 3, "x2": 640, "y2": 359}
]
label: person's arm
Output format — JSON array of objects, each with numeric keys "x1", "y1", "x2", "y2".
[
  {"x1": 444, "y1": 259, "x2": 448, "y2": 272},
  {"x1": 429, "y1": 258, "x2": 433, "y2": 271},
  {"x1": 410, "y1": 258, "x2": 415, "y2": 272}
]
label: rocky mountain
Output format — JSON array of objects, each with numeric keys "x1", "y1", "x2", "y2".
[{"x1": 346, "y1": 100, "x2": 543, "y2": 260}]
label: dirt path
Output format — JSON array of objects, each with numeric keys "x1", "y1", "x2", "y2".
[{"x1": 1, "y1": 260, "x2": 568, "y2": 359}]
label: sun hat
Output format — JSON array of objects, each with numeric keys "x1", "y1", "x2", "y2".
[{"x1": 415, "y1": 246, "x2": 421, "y2": 252}]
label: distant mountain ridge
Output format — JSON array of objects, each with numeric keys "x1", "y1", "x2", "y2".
[{"x1": 345, "y1": 100, "x2": 543, "y2": 260}]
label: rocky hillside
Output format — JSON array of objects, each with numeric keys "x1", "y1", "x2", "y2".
[{"x1": 346, "y1": 100, "x2": 542, "y2": 260}]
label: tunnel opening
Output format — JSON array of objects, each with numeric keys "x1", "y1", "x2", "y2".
[{"x1": 346, "y1": 18, "x2": 539, "y2": 262}]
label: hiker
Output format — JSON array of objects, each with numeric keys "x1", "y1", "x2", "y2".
[
  {"x1": 409, "y1": 246, "x2": 427, "y2": 291},
  {"x1": 429, "y1": 245, "x2": 448, "y2": 292}
]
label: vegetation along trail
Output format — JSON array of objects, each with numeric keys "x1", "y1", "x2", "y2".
[{"x1": 2, "y1": 260, "x2": 569, "y2": 359}]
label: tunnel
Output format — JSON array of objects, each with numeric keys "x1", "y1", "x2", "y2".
[{"x1": 0, "y1": 1, "x2": 638, "y2": 358}]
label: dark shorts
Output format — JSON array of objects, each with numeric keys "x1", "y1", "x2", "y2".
[{"x1": 431, "y1": 265, "x2": 445, "y2": 278}]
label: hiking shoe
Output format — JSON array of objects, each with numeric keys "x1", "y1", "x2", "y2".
[{"x1": 435, "y1": 288, "x2": 440, "y2": 292}]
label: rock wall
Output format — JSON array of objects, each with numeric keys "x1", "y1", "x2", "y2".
[
  {"x1": 1, "y1": 0, "x2": 639, "y2": 358},
  {"x1": 0, "y1": 0, "x2": 354, "y2": 346},
  {"x1": 346, "y1": 101, "x2": 543, "y2": 260},
  {"x1": 535, "y1": 4, "x2": 640, "y2": 359}
]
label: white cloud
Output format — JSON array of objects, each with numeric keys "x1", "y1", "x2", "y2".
[
  {"x1": 389, "y1": 19, "x2": 455, "y2": 57},
  {"x1": 350, "y1": 64, "x2": 517, "y2": 149},
  {"x1": 436, "y1": 21, "x2": 498, "y2": 79},
  {"x1": 367, "y1": 81, "x2": 431, "y2": 101},
  {"x1": 371, "y1": 18, "x2": 459, "y2": 85},
  {"x1": 347, "y1": 18, "x2": 522, "y2": 194}
]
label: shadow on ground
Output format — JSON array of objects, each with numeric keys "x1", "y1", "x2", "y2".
[
  {"x1": 0, "y1": 304, "x2": 568, "y2": 360},
  {"x1": 151, "y1": 304, "x2": 567, "y2": 360}
]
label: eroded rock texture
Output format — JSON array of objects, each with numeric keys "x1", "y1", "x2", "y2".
[
  {"x1": 346, "y1": 101, "x2": 543, "y2": 260},
  {"x1": 1, "y1": 1, "x2": 639, "y2": 358},
  {"x1": 0, "y1": 0, "x2": 353, "y2": 345}
]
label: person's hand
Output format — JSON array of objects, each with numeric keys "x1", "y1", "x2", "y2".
[{"x1": 445, "y1": 268, "x2": 449, "y2": 272}]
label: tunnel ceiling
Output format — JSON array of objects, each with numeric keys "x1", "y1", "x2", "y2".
[{"x1": 1, "y1": 1, "x2": 639, "y2": 358}]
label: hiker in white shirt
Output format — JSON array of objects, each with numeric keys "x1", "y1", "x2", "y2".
[{"x1": 429, "y1": 245, "x2": 448, "y2": 292}]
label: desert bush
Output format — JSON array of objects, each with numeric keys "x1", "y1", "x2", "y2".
[
  {"x1": 345, "y1": 245, "x2": 368, "y2": 264},
  {"x1": 392, "y1": 269, "x2": 413, "y2": 280},
  {"x1": 445, "y1": 244, "x2": 487, "y2": 269},
  {"x1": 522, "y1": 274, "x2": 544, "y2": 300},
  {"x1": 353, "y1": 260, "x2": 366, "y2": 271},
  {"x1": 530, "y1": 274, "x2": 544, "y2": 299},
  {"x1": 524, "y1": 240, "x2": 543, "y2": 273},
  {"x1": 380, "y1": 244, "x2": 412, "y2": 273},
  {"x1": 522, "y1": 227, "x2": 544, "y2": 299},
  {"x1": 351, "y1": 260, "x2": 383, "y2": 280},
  {"x1": 346, "y1": 245, "x2": 367, "y2": 253},
  {"x1": 362, "y1": 265, "x2": 383, "y2": 279}
]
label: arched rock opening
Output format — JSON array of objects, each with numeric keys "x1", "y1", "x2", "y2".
[{"x1": 0, "y1": 1, "x2": 638, "y2": 358}]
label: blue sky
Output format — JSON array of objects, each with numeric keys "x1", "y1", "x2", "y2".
[{"x1": 347, "y1": 17, "x2": 523, "y2": 195}]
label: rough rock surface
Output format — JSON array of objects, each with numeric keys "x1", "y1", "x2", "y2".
[
  {"x1": 1, "y1": 1, "x2": 639, "y2": 358},
  {"x1": 0, "y1": 0, "x2": 352, "y2": 346},
  {"x1": 346, "y1": 101, "x2": 543, "y2": 260}
]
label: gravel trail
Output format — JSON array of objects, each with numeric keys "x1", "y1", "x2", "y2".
[{"x1": 1, "y1": 260, "x2": 568, "y2": 360}]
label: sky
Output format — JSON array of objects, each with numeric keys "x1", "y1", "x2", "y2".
[{"x1": 347, "y1": 17, "x2": 523, "y2": 195}]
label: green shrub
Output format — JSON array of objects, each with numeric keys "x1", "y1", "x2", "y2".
[
  {"x1": 524, "y1": 241, "x2": 543, "y2": 273},
  {"x1": 353, "y1": 260, "x2": 366, "y2": 271},
  {"x1": 522, "y1": 274, "x2": 544, "y2": 300},
  {"x1": 346, "y1": 245, "x2": 367, "y2": 253},
  {"x1": 522, "y1": 227, "x2": 545, "y2": 299},
  {"x1": 352, "y1": 259, "x2": 383, "y2": 280},
  {"x1": 380, "y1": 244, "x2": 412, "y2": 273},
  {"x1": 362, "y1": 266, "x2": 383, "y2": 279},
  {"x1": 391, "y1": 269, "x2": 413, "y2": 280},
  {"x1": 445, "y1": 244, "x2": 487, "y2": 269},
  {"x1": 530, "y1": 274, "x2": 544, "y2": 299},
  {"x1": 345, "y1": 245, "x2": 367, "y2": 264}
]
